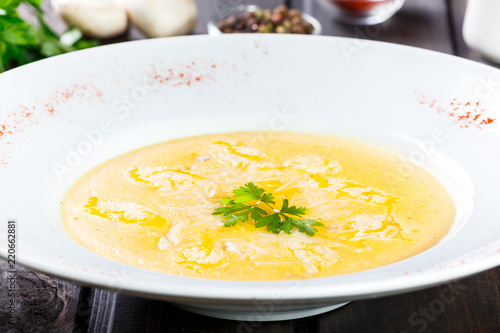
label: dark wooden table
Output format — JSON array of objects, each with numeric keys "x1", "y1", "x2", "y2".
[{"x1": 1, "y1": 0, "x2": 499, "y2": 332}]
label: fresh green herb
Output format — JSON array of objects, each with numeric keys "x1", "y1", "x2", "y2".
[
  {"x1": 213, "y1": 182, "x2": 323, "y2": 236},
  {"x1": 0, "y1": 0, "x2": 98, "y2": 73}
]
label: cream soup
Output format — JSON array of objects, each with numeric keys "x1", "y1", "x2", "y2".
[{"x1": 61, "y1": 132, "x2": 455, "y2": 281}]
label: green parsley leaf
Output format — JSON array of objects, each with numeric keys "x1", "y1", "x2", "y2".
[
  {"x1": 249, "y1": 206, "x2": 267, "y2": 220},
  {"x1": 279, "y1": 199, "x2": 307, "y2": 217},
  {"x1": 282, "y1": 216, "x2": 293, "y2": 234},
  {"x1": 232, "y1": 182, "x2": 275, "y2": 204},
  {"x1": 213, "y1": 199, "x2": 267, "y2": 227},
  {"x1": 213, "y1": 201, "x2": 250, "y2": 216},
  {"x1": 260, "y1": 192, "x2": 275, "y2": 204},
  {"x1": 0, "y1": 16, "x2": 37, "y2": 45},
  {"x1": 23, "y1": 0, "x2": 41, "y2": 7},
  {"x1": 0, "y1": 0, "x2": 23, "y2": 12},
  {"x1": 222, "y1": 215, "x2": 243, "y2": 227},
  {"x1": 212, "y1": 182, "x2": 323, "y2": 236},
  {"x1": 254, "y1": 212, "x2": 282, "y2": 234},
  {"x1": 287, "y1": 217, "x2": 323, "y2": 236},
  {"x1": 0, "y1": 1, "x2": 99, "y2": 73}
]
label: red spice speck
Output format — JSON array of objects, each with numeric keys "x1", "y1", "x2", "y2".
[
  {"x1": 416, "y1": 92, "x2": 496, "y2": 129},
  {"x1": 0, "y1": 82, "x2": 105, "y2": 169},
  {"x1": 458, "y1": 112, "x2": 471, "y2": 121},
  {"x1": 150, "y1": 61, "x2": 217, "y2": 88},
  {"x1": 62, "y1": 90, "x2": 74, "y2": 99}
]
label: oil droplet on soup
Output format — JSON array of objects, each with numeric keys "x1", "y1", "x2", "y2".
[{"x1": 61, "y1": 132, "x2": 455, "y2": 281}]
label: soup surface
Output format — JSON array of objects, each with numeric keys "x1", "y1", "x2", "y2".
[{"x1": 61, "y1": 132, "x2": 455, "y2": 281}]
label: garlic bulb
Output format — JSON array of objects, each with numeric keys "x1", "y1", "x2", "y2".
[
  {"x1": 126, "y1": 0, "x2": 198, "y2": 38},
  {"x1": 463, "y1": 0, "x2": 500, "y2": 63},
  {"x1": 51, "y1": 0, "x2": 128, "y2": 39}
]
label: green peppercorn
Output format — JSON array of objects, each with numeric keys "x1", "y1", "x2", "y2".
[
  {"x1": 254, "y1": 9, "x2": 264, "y2": 20},
  {"x1": 266, "y1": 22, "x2": 275, "y2": 33},
  {"x1": 263, "y1": 9, "x2": 272, "y2": 20},
  {"x1": 258, "y1": 25, "x2": 268, "y2": 33},
  {"x1": 276, "y1": 26, "x2": 286, "y2": 33}
]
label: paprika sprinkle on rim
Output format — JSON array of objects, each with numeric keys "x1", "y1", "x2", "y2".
[
  {"x1": 0, "y1": 82, "x2": 105, "y2": 169},
  {"x1": 416, "y1": 92, "x2": 496, "y2": 129},
  {"x1": 149, "y1": 60, "x2": 218, "y2": 88}
]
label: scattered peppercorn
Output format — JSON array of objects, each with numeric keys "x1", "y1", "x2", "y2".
[{"x1": 216, "y1": 5, "x2": 315, "y2": 34}]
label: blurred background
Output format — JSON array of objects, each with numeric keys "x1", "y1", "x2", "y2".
[{"x1": 1, "y1": 0, "x2": 498, "y2": 74}]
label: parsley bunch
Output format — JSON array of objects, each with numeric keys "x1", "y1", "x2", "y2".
[
  {"x1": 213, "y1": 182, "x2": 323, "y2": 236},
  {"x1": 0, "y1": 0, "x2": 98, "y2": 72}
]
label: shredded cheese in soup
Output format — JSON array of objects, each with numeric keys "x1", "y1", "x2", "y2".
[{"x1": 61, "y1": 132, "x2": 455, "y2": 281}]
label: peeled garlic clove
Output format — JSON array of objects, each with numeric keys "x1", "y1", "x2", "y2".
[
  {"x1": 126, "y1": 0, "x2": 198, "y2": 38},
  {"x1": 51, "y1": 0, "x2": 128, "y2": 39}
]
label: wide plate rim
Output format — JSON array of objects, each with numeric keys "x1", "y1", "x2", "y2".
[{"x1": 1, "y1": 34, "x2": 499, "y2": 302}]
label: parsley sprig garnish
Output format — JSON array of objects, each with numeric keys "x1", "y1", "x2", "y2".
[
  {"x1": 0, "y1": 0, "x2": 98, "y2": 73},
  {"x1": 213, "y1": 182, "x2": 323, "y2": 236}
]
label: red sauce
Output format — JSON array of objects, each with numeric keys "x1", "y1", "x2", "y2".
[{"x1": 332, "y1": 0, "x2": 392, "y2": 13}]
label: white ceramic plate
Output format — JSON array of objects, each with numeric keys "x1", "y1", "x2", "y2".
[{"x1": 1, "y1": 35, "x2": 500, "y2": 321}]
